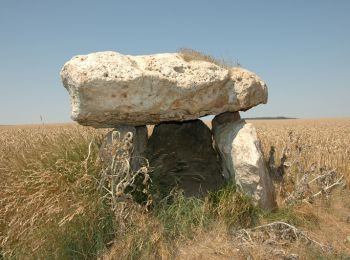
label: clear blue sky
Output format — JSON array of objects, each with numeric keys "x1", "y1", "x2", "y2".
[{"x1": 1, "y1": 0, "x2": 349, "y2": 124}]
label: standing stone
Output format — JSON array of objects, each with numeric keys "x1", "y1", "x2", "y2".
[
  {"x1": 100, "y1": 125, "x2": 148, "y2": 172},
  {"x1": 212, "y1": 112, "x2": 276, "y2": 209},
  {"x1": 146, "y1": 120, "x2": 224, "y2": 197}
]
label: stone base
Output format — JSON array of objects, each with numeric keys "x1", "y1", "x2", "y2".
[{"x1": 98, "y1": 115, "x2": 276, "y2": 209}]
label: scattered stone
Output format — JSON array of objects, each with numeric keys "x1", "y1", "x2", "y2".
[
  {"x1": 212, "y1": 112, "x2": 276, "y2": 209},
  {"x1": 345, "y1": 235, "x2": 350, "y2": 243},
  {"x1": 284, "y1": 254, "x2": 299, "y2": 260},
  {"x1": 146, "y1": 120, "x2": 225, "y2": 197},
  {"x1": 61, "y1": 51, "x2": 267, "y2": 127}
]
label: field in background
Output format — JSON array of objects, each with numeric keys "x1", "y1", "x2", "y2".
[
  {"x1": 194, "y1": 118, "x2": 350, "y2": 258},
  {"x1": 1, "y1": 118, "x2": 350, "y2": 259},
  {"x1": 205, "y1": 118, "x2": 350, "y2": 184},
  {"x1": 246, "y1": 118, "x2": 350, "y2": 257},
  {"x1": 251, "y1": 118, "x2": 350, "y2": 184}
]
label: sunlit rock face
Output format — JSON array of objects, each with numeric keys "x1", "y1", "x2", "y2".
[
  {"x1": 60, "y1": 51, "x2": 267, "y2": 127},
  {"x1": 212, "y1": 112, "x2": 277, "y2": 209}
]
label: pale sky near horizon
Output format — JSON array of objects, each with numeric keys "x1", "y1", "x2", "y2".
[{"x1": 0, "y1": 0, "x2": 349, "y2": 125}]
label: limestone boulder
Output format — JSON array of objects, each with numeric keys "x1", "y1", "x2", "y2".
[
  {"x1": 60, "y1": 51, "x2": 268, "y2": 127},
  {"x1": 146, "y1": 120, "x2": 224, "y2": 197},
  {"x1": 212, "y1": 112, "x2": 276, "y2": 209}
]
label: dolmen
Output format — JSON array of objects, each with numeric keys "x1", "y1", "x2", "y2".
[{"x1": 61, "y1": 51, "x2": 276, "y2": 209}]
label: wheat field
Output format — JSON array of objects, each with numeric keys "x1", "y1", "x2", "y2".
[
  {"x1": 252, "y1": 118, "x2": 350, "y2": 182},
  {"x1": 1, "y1": 118, "x2": 350, "y2": 259}
]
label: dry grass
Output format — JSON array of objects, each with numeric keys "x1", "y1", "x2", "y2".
[
  {"x1": 0, "y1": 124, "x2": 257, "y2": 259},
  {"x1": 197, "y1": 118, "x2": 350, "y2": 258},
  {"x1": 178, "y1": 48, "x2": 236, "y2": 68},
  {"x1": 251, "y1": 118, "x2": 350, "y2": 187},
  {"x1": 0, "y1": 124, "x2": 113, "y2": 259},
  {"x1": 1, "y1": 118, "x2": 350, "y2": 259},
  {"x1": 251, "y1": 118, "x2": 350, "y2": 257}
]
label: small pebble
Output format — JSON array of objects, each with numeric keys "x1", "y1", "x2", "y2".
[{"x1": 345, "y1": 235, "x2": 350, "y2": 243}]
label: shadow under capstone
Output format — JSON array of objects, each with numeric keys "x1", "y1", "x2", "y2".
[{"x1": 146, "y1": 119, "x2": 225, "y2": 198}]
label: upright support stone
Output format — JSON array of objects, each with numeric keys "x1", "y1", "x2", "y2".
[
  {"x1": 100, "y1": 125, "x2": 148, "y2": 172},
  {"x1": 212, "y1": 112, "x2": 276, "y2": 209}
]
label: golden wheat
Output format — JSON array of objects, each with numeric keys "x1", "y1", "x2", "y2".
[
  {"x1": 249, "y1": 118, "x2": 350, "y2": 184},
  {"x1": 0, "y1": 124, "x2": 111, "y2": 259},
  {"x1": 1, "y1": 119, "x2": 350, "y2": 259}
]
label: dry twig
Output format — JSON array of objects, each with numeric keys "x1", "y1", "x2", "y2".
[
  {"x1": 234, "y1": 221, "x2": 331, "y2": 252},
  {"x1": 98, "y1": 130, "x2": 152, "y2": 211}
]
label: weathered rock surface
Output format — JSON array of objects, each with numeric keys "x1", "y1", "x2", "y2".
[
  {"x1": 212, "y1": 112, "x2": 276, "y2": 209},
  {"x1": 100, "y1": 125, "x2": 148, "y2": 172},
  {"x1": 146, "y1": 120, "x2": 224, "y2": 197},
  {"x1": 61, "y1": 51, "x2": 268, "y2": 127}
]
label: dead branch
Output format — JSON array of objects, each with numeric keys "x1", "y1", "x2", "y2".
[
  {"x1": 234, "y1": 221, "x2": 331, "y2": 252},
  {"x1": 308, "y1": 168, "x2": 336, "y2": 185},
  {"x1": 98, "y1": 130, "x2": 152, "y2": 211},
  {"x1": 268, "y1": 145, "x2": 290, "y2": 182},
  {"x1": 83, "y1": 138, "x2": 94, "y2": 174},
  {"x1": 311, "y1": 175, "x2": 345, "y2": 198}
]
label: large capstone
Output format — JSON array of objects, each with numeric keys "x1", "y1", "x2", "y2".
[
  {"x1": 146, "y1": 120, "x2": 225, "y2": 197},
  {"x1": 60, "y1": 51, "x2": 268, "y2": 127}
]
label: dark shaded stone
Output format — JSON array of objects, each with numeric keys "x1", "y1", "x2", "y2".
[
  {"x1": 100, "y1": 125, "x2": 148, "y2": 172},
  {"x1": 146, "y1": 119, "x2": 225, "y2": 197}
]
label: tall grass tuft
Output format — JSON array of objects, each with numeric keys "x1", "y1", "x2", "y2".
[
  {"x1": 0, "y1": 126, "x2": 114, "y2": 259},
  {"x1": 206, "y1": 183, "x2": 259, "y2": 229},
  {"x1": 101, "y1": 185, "x2": 259, "y2": 259},
  {"x1": 178, "y1": 48, "x2": 235, "y2": 68},
  {"x1": 101, "y1": 202, "x2": 172, "y2": 260},
  {"x1": 155, "y1": 192, "x2": 209, "y2": 240}
]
